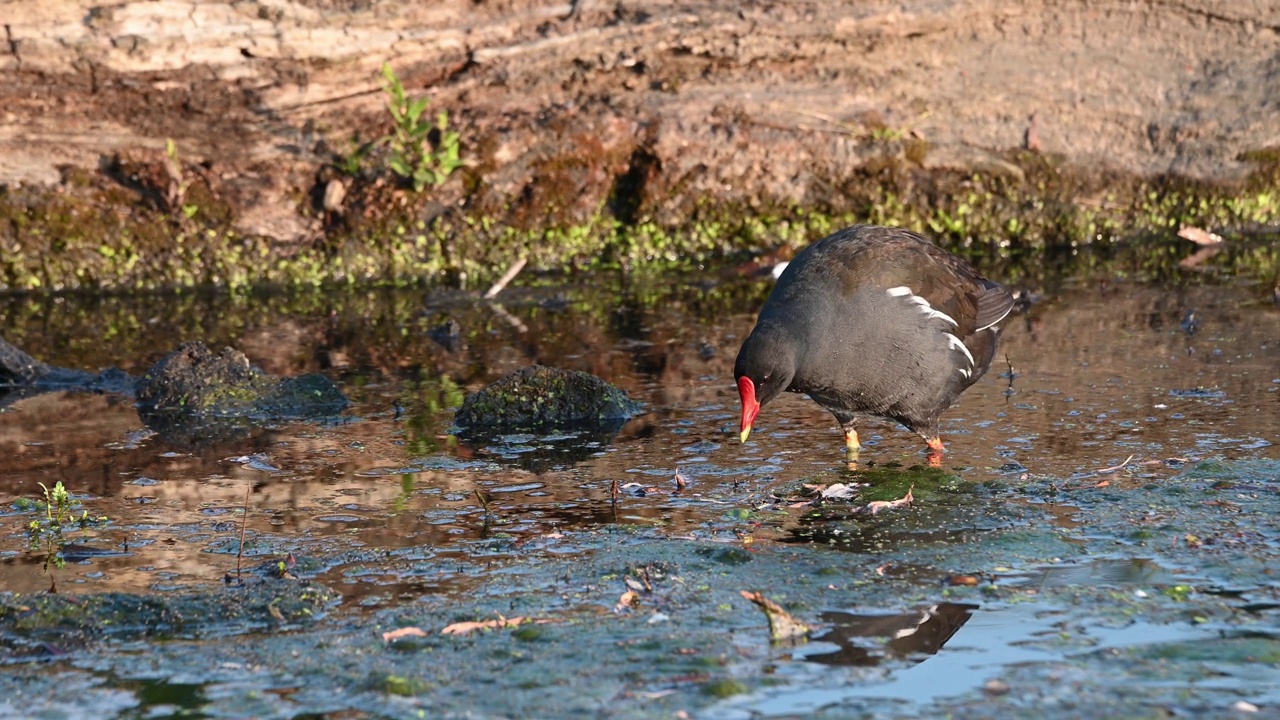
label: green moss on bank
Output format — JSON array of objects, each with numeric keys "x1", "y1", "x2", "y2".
[{"x1": 1, "y1": 150, "x2": 1278, "y2": 293}]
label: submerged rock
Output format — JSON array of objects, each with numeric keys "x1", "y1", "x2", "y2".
[
  {"x1": 0, "y1": 335, "x2": 347, "y2": 447},
  {"x1": 0, "y1": 579, "x2": 337, "y2": 656},
  {"x1": 454, "y1": 365, "x2": 642, "y2": 431},
  {"x1": 136, "y1": 341, "x2": 347, "y2": 418}
]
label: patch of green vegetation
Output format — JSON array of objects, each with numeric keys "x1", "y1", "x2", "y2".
[
  {"x1": 695, "y1": 547, "x2": 755, "y2": 565},
  {"x1": 24, "y1": 481, "x2": 110, "y2": 571},
  {"x1": 846, "y1": 463, "x2": 967, "y2": 504},
  {"x1": 1, "y1": 147, "x2": 1277, "y2": 293},
  {"x1": 701, "y1": 677, "x2": 748, "y2": 698},
  {"x1": 511, "y1": 625, "x2": 544, "y2": 642},
  {"x1": 379, "y1": 63, "x2": 463, "y2": 193},
  {"x1": 1139, "y1": 637, "x2": 1280, "y2": 664},
  {"x1": 369, "y1": 672, "x2": 431, "y2": 697}
]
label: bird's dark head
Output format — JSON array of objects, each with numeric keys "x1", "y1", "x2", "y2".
[{"x1": 733, "y1": 327, "x2": 797, "y2": 443}]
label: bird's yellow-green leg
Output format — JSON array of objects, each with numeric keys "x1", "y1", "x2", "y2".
[{"x1": 844, "y1": 428, "x2": 862, "y2": 462}]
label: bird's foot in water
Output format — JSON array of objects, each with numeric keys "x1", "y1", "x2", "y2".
[
  {"x1": 925, "y1": 437, "x2": 945, "y2": 468},
  {"x1": 844, "y1": 429, "x2": 862, "y2": 464}
]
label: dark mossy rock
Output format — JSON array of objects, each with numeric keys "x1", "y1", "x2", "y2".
[
  {"x1": 454, "y1": 365, "x2": 642, "y2": 431},
  {"x1": 0, "y1": 579, "x2": 337, "y2": 656},
  {"x1": 0, "y1": 335, "x2": 50, "y2": 386},
  {"x1": 136, "y1": 341, "x2": 347, "y2": 419}
]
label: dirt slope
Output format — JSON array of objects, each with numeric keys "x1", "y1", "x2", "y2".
[{"x1": 2, "y1": 0, "x2": 1277, "y2": 245}]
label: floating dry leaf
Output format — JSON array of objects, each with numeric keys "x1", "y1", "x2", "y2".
[
  {"x1": 1179, "y1": 245, "x2": 1223, "y2": 269},
  {"x1": 862, "y1": 485, "x2": 914, "y2": 514},
  {"x1": 441, "y1": 615, "x2": 531, "y2": 635},
  {"x1": 382, "y1": 626, "x2": 428, "y2": 642},
  {"x1": 819, "y1": 483, "x2": 858, "y2": 500},
  {"x1": 1177, "y1": 225, "x2": 1225, "y2": 245},
  {"x1": 740, "y1": 590, "x2": 811, "y2": 642},
  {"x1": 615, "y1": 590, "x2": 640, "y2": 613}
]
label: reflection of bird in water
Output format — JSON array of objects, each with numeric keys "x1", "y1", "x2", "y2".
[
  {"x1": 1180, "y1": 309, "x2": 1199, "y2": 337},
  {"x1": 800, "y1": 602, "x2": 978, "y2": 667}
]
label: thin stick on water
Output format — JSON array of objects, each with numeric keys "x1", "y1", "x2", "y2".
[
  {"x1": 236, "y1": 484, "x2": 250, "y2": 579},
  {"x1": 1095, "y1": 454, "x2": 1135, "y2": 474},
  {"x1": 483, "y1": 257, "x2": 527, "y2": 299}
]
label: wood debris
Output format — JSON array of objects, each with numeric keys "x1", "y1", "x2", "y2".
[
  {"x1": 441, "y1": 615, "x2": 551, "y2": 636},
  {"x1": 740, "y1": 590, "x2": 811, "y2": 642},
  {"x1": 382, "y1": 626, "x2": 428, "y2": 642},
  {"x1": 1177, "y1": 225, "x2": 1225, "y2": 245},
  {"x1": 861, "y1": 485, "x2": 914, "y2": 515}
]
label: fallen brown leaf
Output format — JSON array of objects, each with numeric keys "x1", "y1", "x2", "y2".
[
  {"x1": 1177, "y1": 225, "x2": 1225, "y2": 246},
  {"x1": 740, "y1": 590, "x2": 811, "y2": 642},
  {"x1": 615, "y1": 590, "x2": 640, "y2": 613},
  {"x1": 441, "y1": 615, "x2": 528, "y2": 635},
  {"x1": 947, "y1": 574, "x2": 981, "y2": 587},
  {"x1": 382, "y1": 626, "x2": 428, "y2": 642},
  {"x1": 1179, "y1": 245, "x2": 1223, "y2": 269},
  {"x1": 862, "y1": 485, "x2": 914, "y2": 515},
  {"x1": 819, "y1": 483, "x2": 858, "y2": 500}
]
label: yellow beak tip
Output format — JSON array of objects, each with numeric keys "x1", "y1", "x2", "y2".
[{"x1": 739, "y1": 428, "x2": 752, "y2": 443}]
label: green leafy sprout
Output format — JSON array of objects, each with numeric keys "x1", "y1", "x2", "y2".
[
  {"x1": 21, "y1": 481, "x2": 110, "y2": 571},
  {"x1": 381, "y1": 62, "x2": 463, "y2": 192}
]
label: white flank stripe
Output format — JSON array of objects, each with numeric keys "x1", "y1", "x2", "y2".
[
  {"x1": 947, "y1": 333, "x2": 975, "y2": 366},
  {"x1": 885, "y1": 286, "x2": 958, "y2": 327},
  {"x1": 974, "y1": 317, "x2": 1008, "y2": 333},
  {"x1": 957, "y1": 367, "x2": 972, "y2": 378}
]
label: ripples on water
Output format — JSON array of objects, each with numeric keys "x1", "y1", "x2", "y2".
[{"x1": 0, "y1": 273, "x2": 1277, "y2": 596}]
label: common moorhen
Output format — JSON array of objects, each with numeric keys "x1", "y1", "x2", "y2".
[{"x1": 734, "y1": 224, "x2": 1014, "y2": 462}]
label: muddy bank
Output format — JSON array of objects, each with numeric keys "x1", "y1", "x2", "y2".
[{"x1": 2, "y1": 1, "x2": 1279, "y2": 291}]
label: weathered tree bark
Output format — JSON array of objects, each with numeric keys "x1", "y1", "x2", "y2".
[{"x1": 2, "y1": 0, "x2": 1278, "y2": 242}]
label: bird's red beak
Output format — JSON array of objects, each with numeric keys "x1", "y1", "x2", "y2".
[{"x1": 737, "y1": 376, "x2": 761, "y2": 443}]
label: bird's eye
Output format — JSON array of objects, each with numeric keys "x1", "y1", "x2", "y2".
[{"x1": 761, "y1": 375, "x2": 772, "y2": 385}]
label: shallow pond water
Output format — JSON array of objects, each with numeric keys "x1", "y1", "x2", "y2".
[{"x1": 1, "y1": 263, "x2": 1279, "y2": 718}]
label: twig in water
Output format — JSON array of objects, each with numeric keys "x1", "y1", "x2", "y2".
[
  {"x1": 483, "y1": 257, "x2": 527, "y2": 299},
  {"x1": 487, "y1": 302, "x2": 528, "y2": 333},
  {"x1": 1095, "y1": 454, "x2": 1135, "y2": 474},
  {"x1": 236, "y1": 484, "x2": 250, "y2": 579}
]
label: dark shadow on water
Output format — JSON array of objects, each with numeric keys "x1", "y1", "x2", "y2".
[
  {"x1": 453, "y1": 419, "x2": 634, "y2": 474},
  {"x1": 129, "y1": 677, "x2": 208, "y2": 719},
  {"x1": 799, "y1": 602, "x2": 979, "y2": 667}
]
